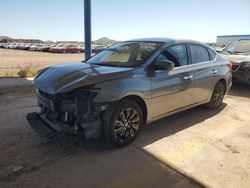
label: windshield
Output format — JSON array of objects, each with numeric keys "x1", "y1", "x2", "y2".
[
  {"x1": 86, "y1": 42, "x2": 162, "y2": 67},
  {"x1": 222, "y1": 41, "x2": 250, "y2": 55}
]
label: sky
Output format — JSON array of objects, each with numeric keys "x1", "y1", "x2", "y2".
[{"x1": 1, "y1": 0, "x2": 250, "y2": 43}]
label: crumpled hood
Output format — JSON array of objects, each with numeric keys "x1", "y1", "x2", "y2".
[
  {"x1": 222, "y1": 54, "x2": 250, "y2": 64},
  {"x1": 35, "y1": 62, "x2": 133, "y2": 94}
]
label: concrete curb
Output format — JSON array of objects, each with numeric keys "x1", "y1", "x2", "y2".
[{"x1": 0, "y1": 77, "x2": 34, "y2": 89}]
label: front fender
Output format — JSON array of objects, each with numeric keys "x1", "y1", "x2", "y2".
[{"x1": 93, "y1": 77, "x2": 151, "y2": 103}]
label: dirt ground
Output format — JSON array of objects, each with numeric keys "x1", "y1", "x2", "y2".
[
  {"x1": 0, "y1": 83, "x2": 249, "y2": 188},
  {"x1": 0, "y1": 88, "x2": 201, "y2": 188},
  {"x1": 0, "y1": 49, "x2": 84, "y2": 76}
]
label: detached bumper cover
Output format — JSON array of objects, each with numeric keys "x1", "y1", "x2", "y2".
[
  {"x1": 26, "y1": 112, "x2": 58, "y2": 139},
  {"x1": 26, "y1": 112, "x2": 85, "y2": 143}
]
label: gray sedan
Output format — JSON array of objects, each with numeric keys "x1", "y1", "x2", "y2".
[{"x1": 27, "y1": 38, "x2": 232, "y2": 147}]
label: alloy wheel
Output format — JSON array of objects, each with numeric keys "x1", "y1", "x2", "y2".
[
  {"x1": 113, "y1": 107, "x2": 140, "y2": 143},
  {"x1": 213, "y1": 83, "x2": 225, "y2": 107}
]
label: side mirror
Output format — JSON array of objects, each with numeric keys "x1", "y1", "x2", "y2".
[{"x1": 154, "y1": 60, "x2": 174, "y2": 71}]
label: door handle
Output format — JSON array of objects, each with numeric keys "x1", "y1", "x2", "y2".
[
  {"x1": 212, "y1": 70, "x2": 218, "y2": 75},
  {"x1": 184, "y1": 75, "x2": 193, "y2": 80}
]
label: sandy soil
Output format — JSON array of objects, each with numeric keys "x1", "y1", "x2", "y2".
[{"x1": 0, "y1": 49, "x2": 84, "y2": 76}]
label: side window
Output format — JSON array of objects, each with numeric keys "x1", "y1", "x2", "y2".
[
  {"x1": 208, "y1": 48, "x2": 216, "y2": 61},
  {"x1": 189, "y1": 44, "x2": 210, "y2": 64},
  {"x1": 156, "y1": 44, "x2": 188, "y2": 67}
]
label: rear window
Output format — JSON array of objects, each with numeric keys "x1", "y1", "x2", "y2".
[{"x1": 189, "y1": 44, "x2": 210, "y2": 64}]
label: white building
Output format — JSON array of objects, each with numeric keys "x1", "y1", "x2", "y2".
[{"x1": 216, "y1": 35, "x2": 250, "y2": 47}]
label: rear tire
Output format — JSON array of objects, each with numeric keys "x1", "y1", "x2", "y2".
[
  {"x1": 104, "y1": 99, "x2": 143, "y2": 147},
  {"x1": 206, "y1": 81, "x2": 226, "y2": 109}
]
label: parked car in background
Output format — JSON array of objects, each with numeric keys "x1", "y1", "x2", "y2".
[
  {"x1": 48, "y1": 44, "x2": 66, "y2": 53},
  {"x1": 221, "y1": 40, "x2": 250, "y2": 84},
  {"x1": 19, "y1": 43, "x2": 32, "y2": 50},
  {"x1": 15, "y1": 43, "x2": 26, "y2": 50},
  {"x1": 3, "y1": 43, "x2": 10, "y2": 49},
  {"x1": 92, "y1": 45, "x2": 107, "y2": 53},
  {"x1": 36, "y1": 44, "x2": 55, "y2": 52},
  {"x1": 64, "y1": 44, "x2": 82, "y2": 53},
  {"x1": 7, "y1": 43, "x2": 18, "y2": 49},
  {"x1": 2, "y1": 43, "x2": 9, "y2": 48},
  {"x1": 49, "y1": 44, "x2": 81, "y2": 53},
  {"x1": 27, "y1": 38, "x2": 232, "y2": 147},
  {"x1": 29, "y1": 44, "x2": 40, "y2": 51}
]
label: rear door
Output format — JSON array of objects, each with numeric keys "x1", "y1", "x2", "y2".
[
  {"x1": 150, "y1": 43, "x2": 194, "y2": 119},
  {"x1": 188, "y1": 44, "x2": 216, "y2": 104}
]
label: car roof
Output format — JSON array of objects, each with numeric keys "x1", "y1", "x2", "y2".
[
  {"x1": 126, "y1": 38, "x2": 206, "y2": 46},
  {"x1": 127, "y1": 38, "x2": 174, "y2": 43}
]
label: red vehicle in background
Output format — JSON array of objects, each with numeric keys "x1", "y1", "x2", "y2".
[{"x1": 48, "y1": 44, "x2": 82, "y2": 53}]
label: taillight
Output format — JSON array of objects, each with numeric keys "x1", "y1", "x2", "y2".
[{"x1": 227, "y1": 61, "x2": 233, "y2": 71}]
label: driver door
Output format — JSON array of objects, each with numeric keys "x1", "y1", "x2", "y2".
[{"x1": 150, "y1": 44, "x2": 194, "y2": 119}]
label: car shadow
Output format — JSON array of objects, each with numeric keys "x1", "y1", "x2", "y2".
[
  {"x1": 136, "y1": 103, "x2": 227, "y2": 147},
  {"x1": 76, "y1": 103, "x2": 226, "y2": 152},
  {"x1": 72, "y1": 104, "x2": 226, "y2": 188}
]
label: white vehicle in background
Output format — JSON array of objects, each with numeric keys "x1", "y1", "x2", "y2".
[
  {"x1": 29, "y1": 44, "x2": 41, "y2": 51},
  {"x1": 7, "y1": 43, "x2": 18, "y2": 49}
]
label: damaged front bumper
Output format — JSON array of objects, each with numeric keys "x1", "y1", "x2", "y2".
[
  {"x1": 26, "y1": 112, "x2": 101, "y2": 140},
  {"x1": 26, "y1": 88, "x2": 109, "y2": 140}
]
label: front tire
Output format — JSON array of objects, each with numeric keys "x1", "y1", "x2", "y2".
[
  {"x1": 206, "y1": 81, "x2": 226, "y2": 109},
  {"x1": 105, "y1": 100, "x2": 143, "y2": 147}
]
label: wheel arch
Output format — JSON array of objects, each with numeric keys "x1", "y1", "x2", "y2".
[{"x1": 121, "y1": 95, "x2": 148, "y2": 125}]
